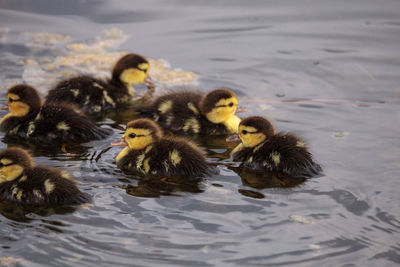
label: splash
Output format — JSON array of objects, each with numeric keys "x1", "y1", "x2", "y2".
[{"x1": 2, "y1": 27, "x2": 198, "y2": 94}]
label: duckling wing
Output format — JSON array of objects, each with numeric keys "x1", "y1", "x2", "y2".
[
  {"x1": 254, "y1": 133, "x2": 322, "y2": 177},
  {"x1": 46, "y1": 76, "x2": 125, "y2": 114},
  {"x1": 27, "y1": 103, "x2": 111, "y2": 143}
]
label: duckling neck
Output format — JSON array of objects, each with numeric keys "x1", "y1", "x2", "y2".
[
  {"x1": 0, "y1": 111, "x2": 37, "y2": 133},
  {"x1": 116, "y1": 147, "x2": 130, "y2": 163},
  {"x1": 109, "y1": 79, "x2": 134, "y2": 96},
  {"x1": 222, "y1": 115, "x2": 241, "y2": 133}
]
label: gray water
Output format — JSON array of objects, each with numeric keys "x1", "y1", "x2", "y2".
[{"x1": 0, "y1": 0, "x2": 400, "y2": 266}]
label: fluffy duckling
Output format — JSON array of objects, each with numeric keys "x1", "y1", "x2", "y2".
[
  {"x1": 0, "y1": 84, "x2": 110, "y2": 143},
  {"x1": 136, "y1": 88, "x2": 242, "y2": 135},
  {"x1": 45, "y1": 53, "x2": 151, "y2": 114},
  {"x1": 0, "y1": 148, "x2": 91, "y2": 205},
  {"x1": 230, "y1": 116, "x2": 322, "y2": 178},
  {"x1": 111, "y1": 118, "x2": 218, "y2": 177}
]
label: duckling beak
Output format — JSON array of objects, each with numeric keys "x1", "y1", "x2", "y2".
[
  {"x1": 110, "y1": 138, "x2": 128, "y2": 146},
  {"x1": 226, "y1": 134, "x2": 241, "y2": 143},
  {"x1": 144, "y1": 76, "x2": 155, "y2": 87},
  {"x1": 235, "y1": 105, "x2": 248, "y2": 114},
  {"x1": 1, "y1": 106, "x2": 9, "y2": 111}
]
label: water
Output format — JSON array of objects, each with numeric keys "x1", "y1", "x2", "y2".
[{"x1": 1, "y1": 0, "x2": 400, "y2": 265}]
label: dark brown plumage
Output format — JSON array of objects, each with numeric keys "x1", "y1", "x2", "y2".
[
  {"x1": 136, "y1": 88, "x2": 241, "y2": 135},
  {"x1": 0, "y1": 84, "x2": 111, "y2": 143},
  {"x1": 0, "y1": 148, "x2": 91, "y2": 205},
  {"x1": 231, "y1": 116, "x2": 322, "y2": 178},
  {"x1": 45, "y1": 53, "x2": 150, "y2": 114},
  {"x1": 114, "y1": 118, "x2": 219, "y2": 178}
]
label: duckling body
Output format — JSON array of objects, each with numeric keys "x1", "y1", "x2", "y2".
[
  {"x1": 45, "y1": 53, "x2": 150, "y2": 114},
  {"x1": 112, "y1": 119, "x2": 218, "y2": 177},
  {"x1": 231, "y1": 116, "x2": 322, "y2": 178},
  {"x1": 137, "y1": 89, "x2": 241, "y2": 135},
  {"x1": 0, "y1": 85, "x2": 110, "y2": 143},
  {"x1": 0, "y1": 148, "x2": 90, "y2": 205}
]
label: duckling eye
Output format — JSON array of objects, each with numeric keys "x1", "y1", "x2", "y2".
[
  {"x1": 8, "y1": 98, "x2": 13, "y2": 103},
  {"x1": 0, "y1": 162, "x2": 3, "y2": 168},
  {"x1": 228, "y1": 102, "x2": 234, "y2": 107},
  {"x1": 129, "y1": 133, "x2": 137, "y2": 138},
  {"x1": 241, "y1": 130, "x2": 248, "y2": 135}
]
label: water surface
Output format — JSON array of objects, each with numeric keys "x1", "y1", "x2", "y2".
[{"x1": 0, "y1": 0, "x2": 400, "y2": 266}]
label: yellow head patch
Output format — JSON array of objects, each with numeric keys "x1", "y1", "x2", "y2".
[
  {"x1": 123, "y1": 128, "x2": 154, "y2": 150},
  {"x1": 0, "y1": 159, "x2": 24, "y2": 183},
  {"x1": 6, "y1": 93, "x2": 30, "y2": 117},
  {"x1": 239, "y1": 125, "x2": 266, "y2": 147},
  {"x1": 120, "y1": 64, "x2": 150, "y2": 86},
  {"x1": 205, "y1": 96, "x2": 238, "y2": 124}
]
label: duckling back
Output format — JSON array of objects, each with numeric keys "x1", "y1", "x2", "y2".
[
  {"x1": 232, "y1": 133, "x2": 322, "y2": 178},
  {"x1": 46, "y1": 76, "x2": 128, "y2": 114},
  {"x1": 118, "y1": 137, "x2": 218, "y2": 178},
  {"x1": 27, "y1": 102, "x2": 111, "y2": 143},
  {"x1": 0, "y1": 166, "x2": 91, "y2": 205},
  {"x1": 136, "y1": 91, "x2": 231, "y2": 135}
]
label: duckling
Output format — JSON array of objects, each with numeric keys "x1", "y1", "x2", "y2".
[
  {"x1": 136, "y1": 88, "x2": 242, "y2": 135},
  {"x1": 230, "y1": 116, "x2": 322, "y2": 178},
  {"x1": 45, "y1": 53, "x2": 152, "y2": 114},
  {"x1": 0, "y1": 84, "x2": 111, "y2": 144},
  {"x1": 111, "y1": 118, "x2": 219, "y2": 177},
  {"x1": 0, "y1": 147, "x2": 91, "y2": 205}
]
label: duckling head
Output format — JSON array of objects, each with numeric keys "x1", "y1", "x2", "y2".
[
  {"x1": 112, "y1": 53, "x2": 150, "y2": 90},
  {"x1": 122, "y1": 119, "x2": 162, "y2": 150},
  {"x1": 2, "y1": 85, "x2": 41, "y2": 121},
  {"x1": 238, "y1": 116, "x2": 275, "y2": 147},
  {"x1": 0, "y1": 147, "x2": 34, "y2": 183},
  {"x1": 200, "y1": 88, "x2": 241, "y2": 133}
]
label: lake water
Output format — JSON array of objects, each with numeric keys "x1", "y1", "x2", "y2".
[{"x1": 0, "y1": 0, "x2": 399, "y2": 266}]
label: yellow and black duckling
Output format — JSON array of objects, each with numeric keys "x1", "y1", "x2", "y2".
[
  {"x1": 111, "y1": 118, "x2": 219, "y2": 177},
  {"x1": 230, "y1": 116, "x2": 322, "y2": 178},
  {"x1": 0, "y1": 84, "x2": 111, "y2": 144},
  {"x1": 136, "y1": 88, "x2": 242, "y2": 135},
  {"x1": 45, "y1": 53, "x2": 151, "y2": 114},
  {"x1": 0, "y1": 148, "x2": 91, "y2": 205}
]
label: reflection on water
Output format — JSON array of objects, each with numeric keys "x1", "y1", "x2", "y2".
[{"x1": 1, "y1": 0, "x2": 400, "y2": 266}]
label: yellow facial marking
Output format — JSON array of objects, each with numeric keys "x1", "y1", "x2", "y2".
[
  {"x1": 239, "y1": 125, "x2": 266, "y2": 148},
  {"x1": 57, "y1": 121, "x2": 70, "y2": 131},
  {"x1": 116, "y1": 147, "x2": 130, "y2": 163},
  {"x1": 143, "y1": 158, "x2": 151, "y2": 173},
  {"x1": 120, "y1": 66, "x2": 149, "y2": 86},
  {"x1": 5, "y1": 93, "x2": 30, "y2": 118},
  {"x1": 18, "y1": 175, "x2": 27, "y2": 183},
  {"x1": 183, "y1": 117, "x2": 200, "y2": 133},
  {"x1": 0, "y1": 158, "x2": 13, "y2": 165},
  {"x1": 34, "y1": 112, "x2": 41, "y2": 121},
  {"x1": 296, "y1": 141, "x2": 305, "y2": 148},
  {"x1": 44, "y1": 179, "x2": 55, "y2": 194},
  {"x1": 247, "y1": 156, "x2": 253, "y2": 163},
  {"x1": 169, "y1": 149, "x2": 181, "y2": 166},
  {"x1": 187, "y1": 102, "x2": 199, "y2": 115},
  {"x1": 138, "y1": 63, "x2": 150, "y2": 72},
  {"x1": 124, "y1": 128, "x2": 154, "y2": 150},
  {"x1": 33, "y1": 189, "x2": 44, "y2": 201},
  {"x1": 270, "y1": 151, "x2": 280, "y2": 167},
  {"x1": 103, "y1": 90, "x2": 115, "y2": 106},
  {"x1": 71, "y1": 89, "x2": 80, "y2": 97},
  {"x1": 205, "y1": 97, "x2": 240, "y2": 132},
  {"x1": 0, "y1": 164, "x2": 24, "y2": 183},
  {"x1": 158, "y1": 100, "x2": 172, "y2": 114}
]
